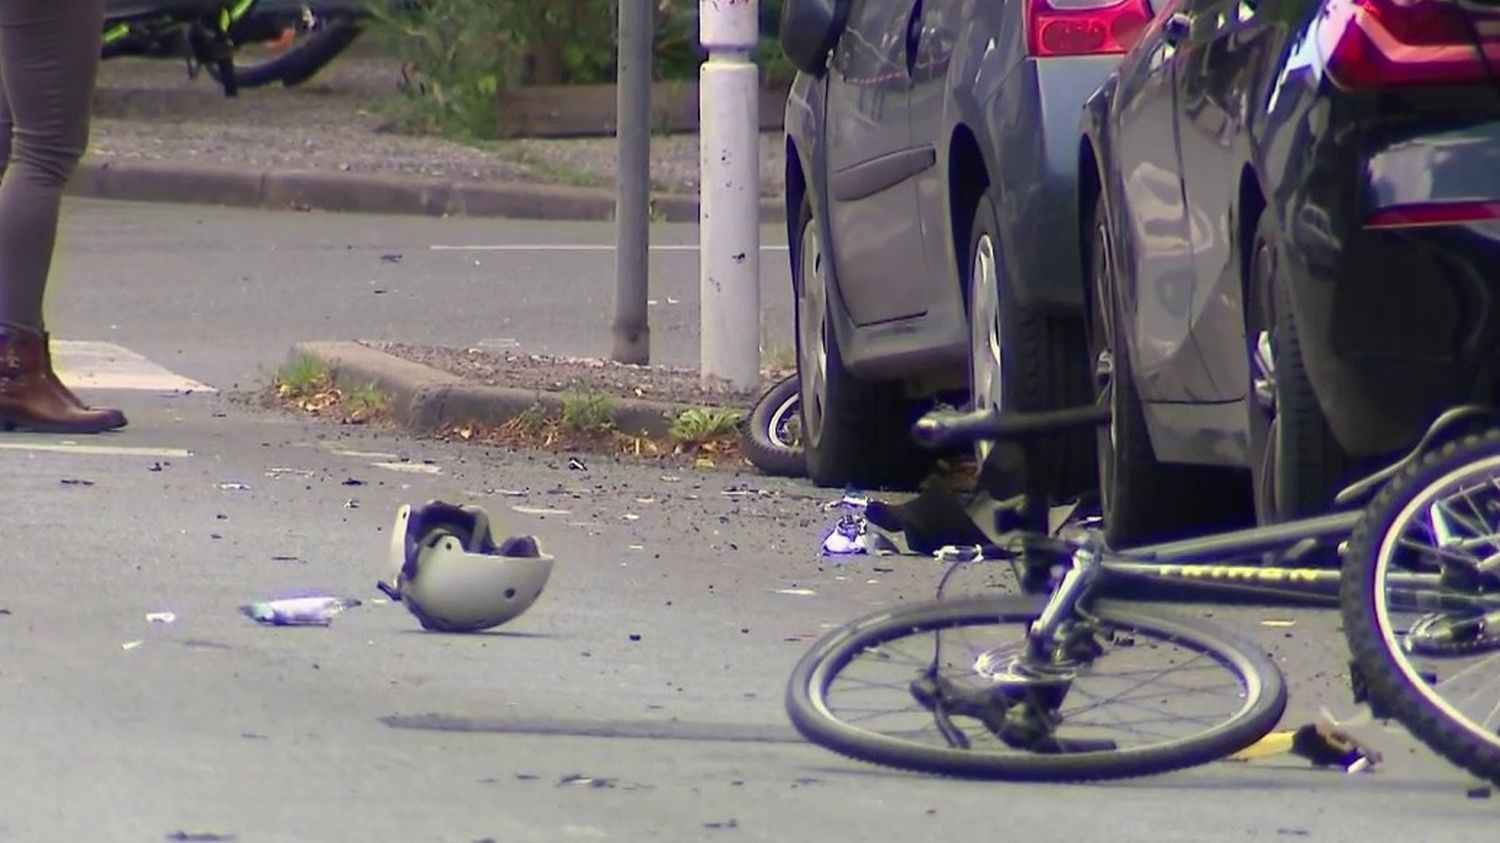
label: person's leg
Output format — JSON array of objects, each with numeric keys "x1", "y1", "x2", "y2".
[
  {"x1": 0, "y1": 0, "x2": 103, "y2": 331},
  {"x1": 0, "y1": 0, "x2": 125, "y2": 434}
]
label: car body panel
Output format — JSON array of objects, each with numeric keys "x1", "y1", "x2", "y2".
[
  {"x1": 784, "y1": 0, "x2": 1123, "y2": 391},
  {"x1": 1087, "y1": 0, "x2": 1500, "y2": 474},
  {"x1": 822, "y1": 0, "x2": 932, "y2": 326}
]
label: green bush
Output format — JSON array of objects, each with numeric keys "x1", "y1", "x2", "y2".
[{"x1": 370, "y1": 0, "x2": 790, "y2": 140}]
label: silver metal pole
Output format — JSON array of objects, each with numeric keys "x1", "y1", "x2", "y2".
[
  {"x1": 698, "y1": 0, "x2": 761, "y2": 391},
  {"x1": 612, "y1": 0, "x2": 653, "y2": 364}
]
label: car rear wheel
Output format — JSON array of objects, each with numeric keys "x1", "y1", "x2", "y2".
[
  {"x1": 1086, "y1": 196, "x2": 1248, "y2": 548},
  {"x1": 794, "y1": 197, "x2": 926, "y2": 489},
  {"x1": 1245, "y1": 212, "x2": 1351, "y2": 525},
  {"x1": 967, "y1": 193, "x2": 1093, "y2": 502}
]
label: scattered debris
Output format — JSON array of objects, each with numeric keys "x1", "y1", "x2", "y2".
[
  {"x1": 1261, "y1": 619, "x2": 1297, "y2": 628},
  {"x1": 373, "y1": 461, "x2": 442, "y2": 475},
  {"x1": 629, "y1": 633, "x2": 642, "y2": 642},
  {"x1": 568, "y1": 457, "x2": 588, "y2": 471},
  {"x1": 380, "y1": 253, "x2": 404, "y2": 263},
  {"x1": 149, "y1": 462, "x2": 166, "y2": 472},
  {"x1": 1276, "y1": 830, "x2": 1310, "y2": 837},
  {"x1": 557, "y1": 774, "x2": 617, "y2": 789},
  {"x1": 146, "y1": 612, "x2": 177, "y2": 624},
  {"x1": 217, "y1": 482, "x2": 252, "y2": 491},
  {"x1": 164, "y1": 832, "x2": 237, "y2": 842},
  {"x1": 266, "y1": 467, "x2": 315, "y2": 479},
  {"x1": 0, "y1": 608, "x2": 11, "y2": 616},
  {"x1": 121, "y1": 640, "x2": 144, "y2": 651},
  {"x1": 345, "y1": 499, "x2": 361, "y2": 509},
  {"x1": 512, "y1": 505, "x2": 570, "y2": 516},
  {"x1": 775, "y1": 588, "x2": 816, "y2": 597},
  {"x1": 60, "y1": 478, "x2": 94, "y2": 487},
  {"x1": 343, "y1": 478, "x2": 365, "y2": 487},
  {"x1": 1229, "y1": 713, "x2": 1382, "y2": 773},
  {"x1": 820, "y1": 494, "x2": 900, "y2": 557},
  {"x1": 703, "y1": 819, "x2": 739, "y2": 830},
  {"x1": 240, "y1": 595, "x2": 361, "y2": 627},
  {"x1": 1468, "y1": 786, "x2": 1492, "y2": 799},
  {"x1": 270, "y1": 555, "x2": 302, "y2": 564}
]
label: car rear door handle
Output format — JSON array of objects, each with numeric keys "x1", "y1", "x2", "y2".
[{"x1": 1163, "y1": 11, "x2": 1191, "y2": 43}]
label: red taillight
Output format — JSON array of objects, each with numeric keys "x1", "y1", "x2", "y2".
[
  {"x1": 1321, "y1": 0, "x2": 1500, "y2": 87},
  {"x1": 1366, "y1": 200, "x2": 1500, "y2": 228},
  {"x1": 1026, "y1": 0, "x2": 1153, "y2": 57}
]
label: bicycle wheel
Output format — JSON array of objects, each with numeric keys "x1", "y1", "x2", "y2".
[
  {"x1": 785, "y1": 595, "x2": 1286, "y2": 781},
  {"x1": 218, "y1": 14, "x2": 362, "y2": 88},
  {"x1": 741, "y1": 374, "x2": 804, "y2": 477},
  {"x1": 1341, "y1": 430, "x2": 1500, "y2": 784}
]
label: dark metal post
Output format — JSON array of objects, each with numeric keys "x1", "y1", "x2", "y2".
[{"x1": 612, "y1": 0, "x2": 653, "y2": 364}]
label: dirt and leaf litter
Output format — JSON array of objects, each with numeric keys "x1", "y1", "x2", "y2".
[{"x1": 371, "y1": 341, "x2": 791, "y2": 408}]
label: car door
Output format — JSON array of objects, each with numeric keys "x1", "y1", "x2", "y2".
[
  {"x1": 1175, "y1": 0, "x2": 1284, "y2": 401},
  {"x1": 823, "y1": 0, "x2": 932, "y2": 325},
  {"x1": 1110, "y1": 0, "x2": 1199, "y2": 402}
]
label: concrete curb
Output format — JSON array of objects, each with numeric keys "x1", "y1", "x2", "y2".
[
  {"x1": 70, "y1": 159, "x2": 787, "y2": 224},
  {"x1": 290, "y1": 341, "x2": 713, "y2": 440}
]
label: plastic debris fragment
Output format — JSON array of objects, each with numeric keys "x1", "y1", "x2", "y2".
[
  {"x1": 240, "y1": 594, "x2": 361, "y2": 627},
  {"x1": 820, "y1": 493, "x2": 898, "y2": 557},
  {"x1": 146, "y1": 612, "x2": 177, "y2": 624}
]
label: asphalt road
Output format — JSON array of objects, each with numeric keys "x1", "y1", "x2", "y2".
[
  {"x1": 2, "y1": 199, "x2": 1495, "y2": 842},
  {"x1": 48, "y1": 199, "x2": 796, "y2": 390}
]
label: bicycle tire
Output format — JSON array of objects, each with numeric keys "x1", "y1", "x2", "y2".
[
  {"x1": 1341, "y1": 429, "x2": 1500, "y2": 784},
  {"x1": 786, "y1": 595, "x2": 1287, "y2": 781},
  {"x1": 741, "y1": 374, "x2": 804, "y2": 477},
  {"x1": 220, "y1": 19, "x2": 361, "y2": 88}
]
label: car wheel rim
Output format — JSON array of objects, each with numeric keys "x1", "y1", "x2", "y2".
[
  {"x1": 969, "y1": 233, "x2": 1003, "y2": 465},
  {"x1": 1250, "y1": 243, "x2": 1280, "y2": 519},
  {"x1": 798, "y1": 218, "x2": 828, "y2": 450}
]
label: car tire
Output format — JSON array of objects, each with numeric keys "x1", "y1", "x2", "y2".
[
  {"x1": 966, "y1": 192, "x2": 1094, "y2": 501},
  {"x1": 1086, "y1": 196, "x2": 1249, "y2": 548},
  {"x1": 1245, "y1": 212, "x2": 1351, "y2": 523},
  {"x1": 794, "y1": 197, "x2": 927, "y2": 489}
]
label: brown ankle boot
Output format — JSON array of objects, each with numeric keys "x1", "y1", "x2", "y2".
[{"x1": 0, "y1": 327, "x2": 127, "y2": 433}]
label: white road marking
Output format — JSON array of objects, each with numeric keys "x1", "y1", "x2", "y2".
[
  {"x1": 52, "y1": 341, "x2": 215, "y2": 394},
  {"x1": 0, "y1": 442, "x2": 192, "y2": 458},
  {"x1": 429, "y1": 244, "x2": 790, "y2": 253}
]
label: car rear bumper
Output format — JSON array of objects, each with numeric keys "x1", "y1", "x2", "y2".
[{"x1": 1288, "y1": 119, "x2": 1500, "y2": 457}]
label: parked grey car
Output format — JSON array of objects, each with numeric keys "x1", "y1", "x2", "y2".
[{"x1": 777, "y1": 0, "x2": 1156, "y2": 492}]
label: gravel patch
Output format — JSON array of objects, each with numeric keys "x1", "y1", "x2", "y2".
[
  {"x1": 90, "y1": 56, "x2": 786, "y2": 196},
  {"x1": 371, "y1": 341, "x2": 793, "y2": 409}
]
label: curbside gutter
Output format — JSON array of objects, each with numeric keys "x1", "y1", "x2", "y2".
[
  {"x1": 291, "y1": 340, "x2": 714, "y2": 440},
  {"x1": 69, "y1": 159, "x2": 786, "y2": 224}
]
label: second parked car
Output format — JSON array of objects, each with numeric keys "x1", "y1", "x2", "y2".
[
  {"x1": 778, "y1": 0, "x2": 1157, "y2": 492},
  {"x1": 1079, "y1": 0, "x2": 1500, "y2": 547}
]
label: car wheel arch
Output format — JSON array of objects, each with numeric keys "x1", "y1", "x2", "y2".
[
  {"x1": 947, "y1": 125, "x2": 992, "y2": 314},
  {"x1": 1235, "y1": 165, "x2": 1269, "y2": 326}
]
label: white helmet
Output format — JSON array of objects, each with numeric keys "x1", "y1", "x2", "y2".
[{"x1": 378, "y1": 500, "x2": 554, "y2": 633}]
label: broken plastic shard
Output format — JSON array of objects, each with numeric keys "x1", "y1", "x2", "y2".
[
  {"x1": 240, "y1": 595, "x2": 361, "y2": 627},
  {"x1": 217, "y1": 482, "x2": 251, "y2": 491},
  {"x1": 819, "y1": 492, "x2": 898, "y2": 557},
  {"x1": 146, "y1": 612, "x2": 177, "y2": 624}
]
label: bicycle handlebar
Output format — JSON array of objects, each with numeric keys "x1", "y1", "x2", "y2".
[{"x1": 910, "y1": 403, "x2": 1111, "y2": 450}]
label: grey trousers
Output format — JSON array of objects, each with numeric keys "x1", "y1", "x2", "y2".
[{"x1": 0, "y1": 0, "x2": 106, "y2": 333}]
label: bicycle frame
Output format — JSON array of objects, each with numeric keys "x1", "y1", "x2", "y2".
[
  {"x1": 101, "y1": 0, "x2": 261, "y2": 96},
  {"x1": 915, "y1": 403, "x2": 1500, "y2": 611}
]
